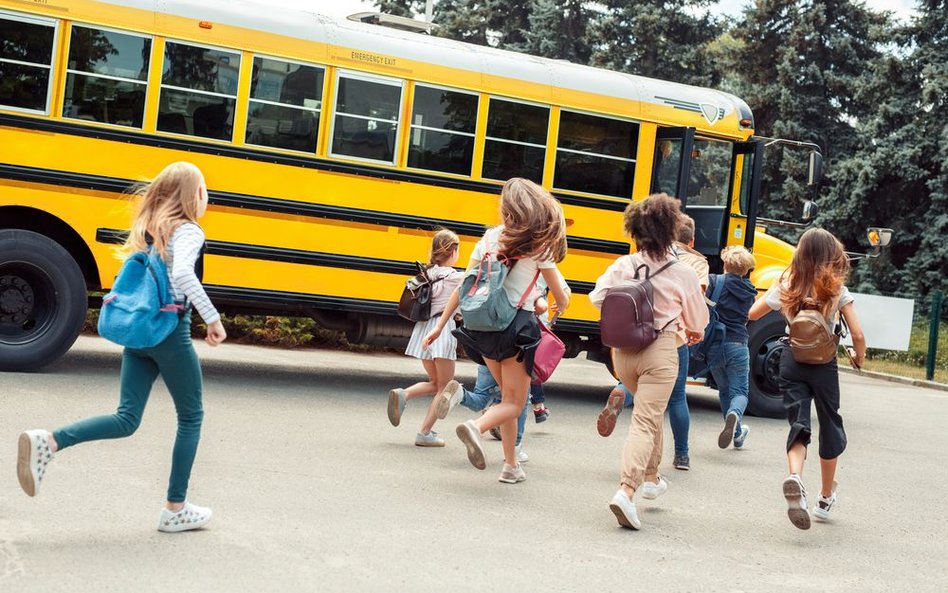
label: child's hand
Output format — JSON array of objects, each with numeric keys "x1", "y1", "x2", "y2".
[
  {"x1": 534, "y1": 297, "x2": 548, "y2": 316},
  {"x1": 422, "y1": 327, "x2": 442, "y2": 350},
  {"x1": 206, "y1": 320, "x2": 227, "y2": 346},
  {"x1": 685, "y1": 329, "x2": 703, "y2": 346}
]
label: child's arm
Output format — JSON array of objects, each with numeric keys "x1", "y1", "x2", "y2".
[
  {"x1": 540, "y1": 267, "x2": 569, "y2": 315},
  {"x1": 422, "y1": 285, "x2": 461, "y2": 350},
  {"x1": 747, "y1": 295, "x2": 774, "y2": 321},
  {"x1": 840, "y1": 302, "x2": 866, "y2": 369}
]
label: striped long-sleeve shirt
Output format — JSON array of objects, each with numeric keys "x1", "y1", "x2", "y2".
[{"x1": 167, "y1": 222, "x2": 220, "y2": 325}]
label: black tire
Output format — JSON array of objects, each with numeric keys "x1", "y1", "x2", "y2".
[
  {"x1": 0, "y1": 230, "x2": 87, "y2": 371},
  {"x1": 746, "y1": 310, "x2": 788, "y2": 419}
]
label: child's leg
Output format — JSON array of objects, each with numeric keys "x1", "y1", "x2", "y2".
[
  {"x1": 478, "y1": 357, "x2": 530, "y2": 467},
  {"x1": 723, "y1": 343, "x2": 750, "y2": 432},
  {"x1": 461, "y1": 365, "x2": 500, "y2": 412},
  {"x1": 419, "y1": 358, "x2": 455, "y2": 434},
  {"x1": 811, "y1": 364, "x2": 846, "y2": 496},
  {"x1": 515, "y1": 399, "x2": 528, "y2": 447},
  {"x1": 819, "y1": 457, "x2": 838, "y2": 497},
  {"x1": 530, "y1": 383, "x2": 545, "y2": 409},
  {"x1": 666, "y1": 344, "x2": 691, "y2": 457},
  {"x1": 404, "y1": 359, "x2": 438, "y2": 400}
]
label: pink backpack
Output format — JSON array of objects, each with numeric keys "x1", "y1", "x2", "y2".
[{"x1": 599, "y1": 257, "x2": 677, "y2": 352}]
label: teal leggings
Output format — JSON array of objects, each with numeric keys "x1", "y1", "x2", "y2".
[{"x1": 53, "y1": 315, "x2": 204, "y2": 503}]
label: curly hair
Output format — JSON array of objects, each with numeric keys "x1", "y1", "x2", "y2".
[
  {"x1": 721, "y1": 245, "x2": 756, "y2": 277},
  {"x1": 623, "y1": 193, "x2": 682, "y2": 259},
  {"x1": 780, "y1": 228, "x2": 851, "y2": 318},
  {"x1": 498, "y1": 178, "x2": 567, "y2": 263}
]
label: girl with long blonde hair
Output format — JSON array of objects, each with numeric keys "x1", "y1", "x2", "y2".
[
  {"x1": 423, "y1": 178, "x2": 570, "y2": 484},
  {"x1": 17, "y1": 161, "x2": 226, "y2": 532},
  {"x1": 748, "y1": 227, "x2": 866, "y2": 530}
]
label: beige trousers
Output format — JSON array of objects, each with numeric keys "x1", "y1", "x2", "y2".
[{"x1": 612, "y1": 332, "x2": 681, "y2": 491}]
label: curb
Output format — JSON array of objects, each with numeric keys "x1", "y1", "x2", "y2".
[{"x1": 839, "y1": 366, "x2": 948, "y2": 392}]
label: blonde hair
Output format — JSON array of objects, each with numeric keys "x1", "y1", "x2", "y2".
[
  {"x1": 780, "y1": 228, "x2": 850, "y2": 318},
  {"x1": 429, "y1": 228, "x2": 459, "y2": 265},
  {"x1": 498, "y1": 178, "x2": 567, "y2": 263},
  {"x1": 124, "y1": 162, "x2": 205, "y2": 260},
  {"x1": 721, "y1": 245, "x2": 755, "y2": 276}
]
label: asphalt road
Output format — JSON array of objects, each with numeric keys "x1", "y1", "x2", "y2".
[{"x1": 1, "y1": 337, "x2": 946, "y2": 592}]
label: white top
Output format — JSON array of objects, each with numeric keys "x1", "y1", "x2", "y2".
[
  {"x1": 764, "y1": 280, "x2": 854, "y2": 323},
  {"x1": 426, "y1": 265, "x2": 463, "y2": 317},
  {"x1": 468, "y1": 226, "x2": 557, "y2": 312},
  {"x1": 165, "y1": 223, "x2": 220, "y2": 325}
]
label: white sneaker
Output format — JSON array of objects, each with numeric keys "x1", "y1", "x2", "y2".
[
  {"x1": 640, "y1": 476, "x2": 668, "y2": 500},
  {"x1": 17, "y1": 430, "x2": 54, "y2": 497},
  {"x1": 498, "y1": 463, "x2": 526, "y2": 484},
  {"x1": 782, "y1": 474, "x2": 811, "y2": 530},
  {"x1": 813, "y1": 481, "x2": 838, "y2": 521},
  {"x1": 609, "y1": 489, "x2": 641, "y2": 530},
  {"x1": 435, "y1": 380, "x2": 463, "y2": 420},
  {"x1": 158, "y1": 501, "x2": 213, "y2": 533},
  {"x1": 516, "y1": 445, "x2": 529, "y2": 463},
  {"x1": 733, "y1": 425, "x2": 750, "y2": 449}
]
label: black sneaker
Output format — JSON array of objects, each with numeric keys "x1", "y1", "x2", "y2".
[
  {"x1": 673, "y1": 455, "x2": 690, "y2": 471},
  {"x1": 534, "y1": 405, "x2": 549, "y2": 423}
]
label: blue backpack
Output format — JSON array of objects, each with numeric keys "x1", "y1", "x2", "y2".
[
  {"x1": 97, "y1": 248, "x2": 184, "y2": 348},
  {"x1": 458, "y1": 251, "x2": 539, "y2": 332},
  {"x1": 692, "y1": 274, "x2": 727, "y2": 363}
]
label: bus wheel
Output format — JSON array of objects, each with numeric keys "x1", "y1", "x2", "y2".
[
  {"x1": 0, "y1": 230, "x2": 87, "y2": 371},
  {"x1": 746, "y1": 311, "x2": 787, "y2": 419}
]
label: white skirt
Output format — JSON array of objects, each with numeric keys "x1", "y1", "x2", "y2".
[{"x1": 405, "y1": 316, "x2": 457, "y2": 360}]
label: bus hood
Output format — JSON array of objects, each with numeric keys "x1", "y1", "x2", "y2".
[{"x1": 749, "y1": 230, "x2": 795, "y2": 293}]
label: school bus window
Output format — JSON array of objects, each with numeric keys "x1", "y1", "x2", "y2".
[
  {"x1": 408, "y1": 85, "x2": 478, "y2": 176},
  {"x1": 554, "y1": 111, "x2": 638, "y2": 199},
  {"x1": 482, "y1": 98, "x2": 549, "y2": 184},
  {"x1": 0, "y1": 14, "x2": 56, "y2": 113},
  {"x1": 330, "y1": 72, "x2": 402, "y2": 163},
  {"x1": 158, "y1": 41, "x2": 240, "y2": 140},
  {"x1": 246, "y1": 56, "x2": 324, "y2": 153},
  {"x1": 62, "y1": 25, "x2": 151, "y2": 128},
  {"x1": 687, "y1": 138, "x2": 732, "y2": 206}
]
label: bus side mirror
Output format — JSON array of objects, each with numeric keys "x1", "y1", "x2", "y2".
[
  {"x1": 868, "y1": 227, "x2": 893, "y2": 248},
  {"x1": 802, "y1": 200, "x2": 818, "y2": 222},
  {"x1": 807, "y1": 151, "x2": 823, "y2": 186}
]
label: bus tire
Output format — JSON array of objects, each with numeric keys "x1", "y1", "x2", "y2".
[
  {"x1": 0, "y1": 230, "x2": 87, "y2": 371},
  {"x1": 745, "y1": 310, "x2": 787, "y2": 419}
]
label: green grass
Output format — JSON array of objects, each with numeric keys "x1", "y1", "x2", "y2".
[{"x1": 839, "y1": 320, "x2": 948, "y2": 383}]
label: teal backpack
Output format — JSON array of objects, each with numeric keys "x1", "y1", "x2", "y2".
[
  {"x1": 458, "y1": 251, "x2": 539, "y2": 332},
  {"x1": 97, "y1": 248, "x2": 184, "y2": 348}
]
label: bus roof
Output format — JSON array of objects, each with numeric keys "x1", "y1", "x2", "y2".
[{"x1": 101, "y1": 0, "x2": 754, "y2": 132}]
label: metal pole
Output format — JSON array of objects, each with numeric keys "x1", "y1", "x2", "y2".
[{"x1": 926, "y1": 290, "x2": 943, "y2": 381}]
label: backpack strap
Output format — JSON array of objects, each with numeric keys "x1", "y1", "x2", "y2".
[
  {"x1": 631, "y1": 254, "x2": 677, "y2": 280},
  {"x1": 515, "y1": 269, "x2": 542, "y2": 309},
  {"x1": 708, "y1": 274, "x2": 725, "y2": 306}
]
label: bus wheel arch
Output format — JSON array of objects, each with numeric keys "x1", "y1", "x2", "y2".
[
  {"x1": 746, "y1": 310, "x2": 787, "y2": 419},
  {"x1": 0, "y1": 219, "x2": 91, "y2": 371}
]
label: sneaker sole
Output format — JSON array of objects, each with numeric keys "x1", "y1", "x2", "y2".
[
  {"x1": 16, "y1": 432, "x2": 37, "y2": 497},
  {"x1": 597, "y1": 393, "x2": 624, "y2": 437},
  {"x1": 498, "y1": 472, "x2": 526, "y2": 484},
  {"x1": 434, "y1": 381, "x2": 459, "y2": 420},
  {"x1": 609, "y1": 503, "x2": 641, "y2": 530},
  {"x1": 387, "y1": 390, "x2": 402, "y2": 427},
  {"x1": 719, "y1": 412, "x2": 738, "y2": 449},
  {"x1": 157, "y1": 511, "x2": 213, "y2": 533},
  {"x1": 456, "y1": 423, "x2": 486, "y2": 470},
  {"x1": 414, "y1": 440, "x2": 445, "y2": 447},
  {"x1": 534, "y1": 413, "x2": 548, "y2": 424},
  {"x1": 783, "y1": 478, "x2": 811, "y2": 530}
]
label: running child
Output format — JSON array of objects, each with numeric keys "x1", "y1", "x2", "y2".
[
  {"x1": 387, "y1": 229, "x2": 464, "y2": 447},
  {"x1": 17, "y1": 161, "x2": 226, "y2": 532}
]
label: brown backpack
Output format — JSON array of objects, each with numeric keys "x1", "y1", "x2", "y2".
[
  {"x1": 788, "y1": 296, "x2": 843, "y2": 364},
  {"x1": 397, "y1": 262, "x2": 444, "y2": 322},
  {"x1": 599, "y1": 257, "x2": 677, "y2": 352}
]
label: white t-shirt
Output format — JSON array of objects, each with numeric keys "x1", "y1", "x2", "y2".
[
  {"x1": 764, "y1": 280, "x2": 854, "y2": 323},
  {"x1": 468, "y1": 226, "x2": 556, "y2": 312}
]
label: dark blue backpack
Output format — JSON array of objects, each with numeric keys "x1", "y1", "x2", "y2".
[
  {"x1": 97, "y1": 248, "x2": 184, "y2": 348},
  {"x1": 692, "y1": 274, "x2": 727, "y2": 363}
]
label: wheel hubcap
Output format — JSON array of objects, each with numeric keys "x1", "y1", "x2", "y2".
[
  {"x1": 0, "y1": 265, "x2": 54, "y2": 341},
  {"x1": 754, "y1": 338, "x2": 786, "y2": 397},
  {"x1": 0, "y1": 275, "x2": 35, "y2": 324}
]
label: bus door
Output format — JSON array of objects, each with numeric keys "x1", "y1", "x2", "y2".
[
  {"x1": 730, "y1": 140, "x2": 765, "y2": 251},
  {"x1": 651, "y1": 126, "x2": 695, "y2": 201}
]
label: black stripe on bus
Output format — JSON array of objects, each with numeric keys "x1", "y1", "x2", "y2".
[
  {"x1": 1, "y1": 163, "x2": 630, "y2": 256},
  {"x1": 0, "y1": 113, "x2": 630, "y2": 212},
  {"x1": 96, "y1": 228, "x2": 597, "y2": 295},
  {"x1": 202, "y1": 285, "x2": 601, "y2": 335}
]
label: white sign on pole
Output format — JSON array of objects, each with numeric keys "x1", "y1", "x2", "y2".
[{"x1": 840, "y1": 293, "x2": 915, "y2": 351}]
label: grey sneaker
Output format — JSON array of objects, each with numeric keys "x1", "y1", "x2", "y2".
[
  {"x1": 733, "y1": 425, "x2": 750, "y2": 449},
  {"x1": 456, "y1": 420, "x2": 486, "y2": 470},
  {"x1": 387, "y1": 388, "x2": 406, "y2": 427},
  {"x1": 812, "y1": 481, "x2": 838, "y2": 521},
  {"x1": 597, "y1": 387, "x2": 625, "y2": 437},
  {"x1": 415, "y1": 431, "x2": 445, "y2": 447},
  {"x1": 609, "y1": 489, "x2": 641, "y2": 530},
  {"x1": 498, "y1": 463, "x2": 526, "y2": 484},
  {"x1": 435, "y1": 380, "x2": 463, "y2": 420},
  {"x1": 783, "y1": 474, "x2": 811, "y2": 530},
  {"x1": 516, "y1": 445, "x2": 529, "y2": 463},
  {"x1": 719, "y1": 411, "x2": 739, "y2": 448},
  {"x1": 158, "y1": 501, "x2": 212, "y2": 533},
  {"x1": 17, "y1": 429, "x2": 54, "y2": 497},
  {"x1": 640, "y1": 476, "x2": 668, "y2": 500},
  {"x1": 673, "y1": 455, "x2": 690, "y2": 471}
]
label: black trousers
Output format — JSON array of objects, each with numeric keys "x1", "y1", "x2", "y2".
[{"x1": 778, "y1": 347, "x2": 847, "y2": 459}]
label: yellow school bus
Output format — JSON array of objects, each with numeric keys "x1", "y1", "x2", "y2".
[{"x1": 0, "y1": 0, "x2": 817, "y2": 415}]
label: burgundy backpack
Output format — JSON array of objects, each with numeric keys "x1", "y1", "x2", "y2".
[{"x1": 599, "y1": 257, "x2": 677, "y2": 352}]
